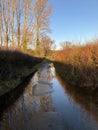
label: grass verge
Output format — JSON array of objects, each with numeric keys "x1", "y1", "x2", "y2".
[{"x1": 0, "y1": 49, "x2": 44, "y2": 96}]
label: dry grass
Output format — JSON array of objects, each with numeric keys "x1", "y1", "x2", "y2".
[{"x1": 54, "y1": 42, "x2": 98, "y2": 89}]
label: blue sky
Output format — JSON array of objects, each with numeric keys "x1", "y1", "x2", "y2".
[{"x1": 49, "y1": 0, "x2": 98, "y2": 47}]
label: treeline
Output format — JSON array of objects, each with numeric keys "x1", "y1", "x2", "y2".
[
  {"x1": 54, "y1": 41, "x2": 98, "y2": 90},
  {"x1": 0, "y1": 0, "x2": 52, "y2": 50}
]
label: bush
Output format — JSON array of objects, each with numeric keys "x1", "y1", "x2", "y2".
[{"x1": 54, "y1": 42, "x2": 98, "y2": 89}]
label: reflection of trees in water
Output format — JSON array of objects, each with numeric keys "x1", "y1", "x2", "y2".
[
  {"x1": 57, "y1": 74, "x2": 98, "y2": 122},
  {"x1": 31, "y1": 71, "x2": 39, "y2": 85},
  {"x1": 0, "y1": 99, "x2": 25, "y2": 130},
  {"x1": 0, "y1": 75, "x2": 55, "y2": 130},
  {"x1": 40, "y1": 94, "x2": 55, "y2": 112},
  {"x1": 31, "y1": 68, "x2": 54, "y2": 84},
  {"x1": 47, "y1": 67, "x2": 54, "y2": 83}
]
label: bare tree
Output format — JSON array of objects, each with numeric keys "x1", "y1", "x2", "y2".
[
  {"x1": 33, "y1": 0, "x2": 52, "y2": 50},
  {"x1": 0, "y1": 0, "x2": 52, "y2": 51},
  {"x1": 22, "y1": 0, "x2": 32, "y2": 50},
  {"x1": 2, "y1": 0, "x2": 11, "y2": 48},
  {"x1": 60, "y1": 41, "x2": 73, "y2": 50},
  {"x1": 15, "y1": 0, "x2": 24, "y2": 48},
  {"x1": 10, "y1": 0, "x2": 17, "y2": 48},
  {"x1": 40, "y1": 35, "x2": 55, "y2": 56},
  {"x1": 0, "y1": 0, "x2": 3, "y2": 46}
]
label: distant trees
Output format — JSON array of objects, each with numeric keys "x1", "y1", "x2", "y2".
[
  {"x1": 40, "y1": 35, "x2": 55, "y2": 56},
  {"x1": 0, "y1": 0, "x2": 52, "y2": 51},
  {"x1": 60, "y1": 41, "x2": 73, "y2": 50}
]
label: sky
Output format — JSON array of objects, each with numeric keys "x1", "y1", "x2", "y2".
[{"x1": 49, "y1": 0, "x2": 98, "y2": 48}]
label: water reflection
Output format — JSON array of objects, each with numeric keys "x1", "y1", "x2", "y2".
[
  {"x1": 31, "y1": 64, "x2": 55, "y2": 96},
  {"x1": 56, "y1": 74, "x2": 98, "y2": 123},
  {"x1": 0, "y1": 63, "x2": 98, "y2": 130},
  {"x1": 0, "y1": 63, "x2": 56, "y2": 130}
]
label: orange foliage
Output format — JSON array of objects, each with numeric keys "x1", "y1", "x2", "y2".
[{"x1": 54, "y1": 43, "x2": 98, "y2": 89}]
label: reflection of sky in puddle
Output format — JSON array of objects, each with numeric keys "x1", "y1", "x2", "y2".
[{"x1": 31, "y1": 64, "x2": 55, "y2": 96}]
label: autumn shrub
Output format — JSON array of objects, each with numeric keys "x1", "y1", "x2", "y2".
[{"x1": 54, "y1": 42, "x2": 98, "y2": 89}]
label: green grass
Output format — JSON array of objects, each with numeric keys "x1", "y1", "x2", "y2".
[{"x1": 0, "y1": 49, "x2": 44, "y2": 96}]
